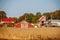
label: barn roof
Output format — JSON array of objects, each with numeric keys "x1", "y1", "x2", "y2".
[{"x1": 1, "y1": 18, "x2": 14, "y2": 23}]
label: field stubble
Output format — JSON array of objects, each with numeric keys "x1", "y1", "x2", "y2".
[{"x1": 0, "y1": 27, "x2": 60, "y2": 40}]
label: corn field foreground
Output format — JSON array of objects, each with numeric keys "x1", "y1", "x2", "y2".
[{"x1": 0, "y1": 27, "x2": 60, "y2": 40}]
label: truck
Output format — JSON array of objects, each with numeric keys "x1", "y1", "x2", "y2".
[{"x1": 45, "y1": 20, "x2": 60, "y2": 27}]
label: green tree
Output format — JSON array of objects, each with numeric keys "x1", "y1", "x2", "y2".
[
  {"x1": 23, "y1": 13, "x2": 30, "y2": 20},
  {"x1": 27, "y1": 13, "x2": 34, "y2": 23},
  {"x1": 18, "y1": 15, "x2": 25, "y2": 22},
  {"x1": 23, "y1": 13, "x2": 35, "y2": 23},
  {"x1": 0, "y1": 11, "x2": 7, "y2": 21},
  {"x1": 55, "y1": 10, "x2": 60, "y2": 19},
  {"x1": 36, "y1": 12, "x2": 42, "y2": 20},
  {"x1": 43, "y1": 10, "x2": 60, "y2": 20},
  {"x1": 32, "y1": 16, "x2": 37, "y2": 23},
  {"x1": 0, "y1": 11, "x2": 7, "y2": 18},
  {"x1": 13, "y1": 17, "x2": 18, "y2": 23},
  {"x1": 43, "y1": 12, "x2": 51, "y2": 20}
]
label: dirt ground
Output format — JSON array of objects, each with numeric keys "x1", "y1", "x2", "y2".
[{"x1": 0, "y1": 27, "x2": 60, "y2": 40}]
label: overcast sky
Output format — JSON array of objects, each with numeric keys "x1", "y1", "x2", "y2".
[{"x1": 0, "y1": 0, "x2": 60, "y2": 17}]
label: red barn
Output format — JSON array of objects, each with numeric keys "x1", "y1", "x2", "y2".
[
  {"x1": 1, "y1": 18, "x2": 14, "y2": 23},
  {"x1": 15, "y1": 23, "x2": 21, "y2": 28},
  {"x1": 28, "y1": 23, "x2": 34, "y2": 28},
  {"x1": 15, "y1": 20, "x2": 34, "y2": 28}
]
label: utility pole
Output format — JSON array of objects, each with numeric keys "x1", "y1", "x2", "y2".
[
  {"x1": 51, "y1": 14, "x2": 52, "y2": 21},
  {"x1": 25, "y1": 16, "x2": 26, "y2": 21},
  {"x1": 50, "y1": 13, "x2": 53, "y2": 23}
]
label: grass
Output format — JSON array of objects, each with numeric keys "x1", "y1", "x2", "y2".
[{"x1": 0, "y1": 27, "x2": 60, "y2": 40}]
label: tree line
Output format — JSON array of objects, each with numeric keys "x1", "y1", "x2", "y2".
[{"x1": 0, "y1": 10, "x2": 60, "y2": 23}]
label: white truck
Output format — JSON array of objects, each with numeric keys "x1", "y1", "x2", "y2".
[{"x1": 45, "y1": 20, "x2": 60, "y2": 27}]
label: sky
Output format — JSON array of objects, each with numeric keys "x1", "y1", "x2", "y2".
[{"x1": 0, "y1": 0, "x2": 60, "y2": 17}]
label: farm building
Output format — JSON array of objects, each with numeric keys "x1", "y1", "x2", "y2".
[
  {"x1": 1, "y1": 18, "x2": 14, "y2": 23},
  {"x1": 36, "y1": 16, "x2": 46, "y2": 27},
  {"x1": 15, "y1": 20, "x2": 34, "y2": 28},
  {"x1": 0, "y1": 18, "x2": 15, "y2": 27}
]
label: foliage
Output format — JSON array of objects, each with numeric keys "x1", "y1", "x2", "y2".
[
  {"x1": 22, "y1": 12, "x2": 42, "y2": 23},
  {"x1": 18, "y1": 15, "x2": 25, "y2": 22},
  {"x1": 32, "y1": 16, "x2": 38, "y2": 23},
  {"x1": 0, "y1": 11, "x2": 7, "y2": 21},
  {"x1": 43, "y1": 12, "x2": 51, "y2": 20},
  {"x1": 13, "y1": 17, "x2": 18, "y2": 23},
  {"x1": 23, "y1": 13, "x2": 34, "y2": 23},
  {"x1": 0, "y1": 10, "x2": 60, "y2": 24},
  {"x1": 43, "y1": 10, "x2": 60, "y2": 20},
  {"x1": 36, "y1": 12, "x2": 41, "y2": 19}
]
